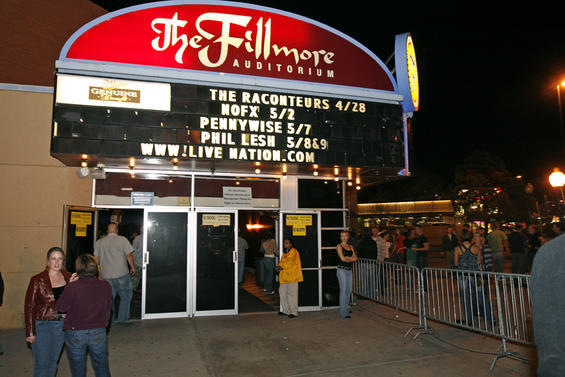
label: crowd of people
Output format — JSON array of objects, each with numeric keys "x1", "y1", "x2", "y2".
[{"x1": 344, "y1": 221, "x2": 561, "y2": 275}]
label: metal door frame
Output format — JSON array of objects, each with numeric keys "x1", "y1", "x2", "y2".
[
  {"x1": 193, "y1": 207, "x2": 238, "y2": 317},
  {"x1": 142, "y1": 207, "x2": 191, "y2": 320},
  {"x1": 279, "y1": 210, "x2": 322, "y2": 312}
]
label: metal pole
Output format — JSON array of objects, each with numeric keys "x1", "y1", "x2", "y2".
[{"x1": 558, "y1": 84, "x2": 564, "y2": 156}]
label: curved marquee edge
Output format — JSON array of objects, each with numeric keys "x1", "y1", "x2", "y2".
[{"x1": 58, "y1": 0, "x2": 399, "y2": 93}]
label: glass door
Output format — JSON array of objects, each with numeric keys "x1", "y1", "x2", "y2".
[
  {"x1": 280, "y1": 211, "x2": 321, "y2": 311},
  {"x1": 194, "y1": 209, "x2": 237, "y2": 316},
  {"x1": 62, "y1": 205, "x2": 98, "y2": 273},
  {"x1": 142, "y1": 208, "x2": 189, "y2": 319}
]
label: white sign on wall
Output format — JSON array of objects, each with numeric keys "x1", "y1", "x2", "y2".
[
  {"x1": 223, "y1": 186, "x2": 252, "y2": 207},
  {"x1": 55, "y1": 74, "x2": 171, "y2": 111}
]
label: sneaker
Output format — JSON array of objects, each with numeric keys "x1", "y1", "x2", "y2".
[
  {"x1": 288, "y1": 314, "x2": 297, "y2": 318},
  {"x1": 266, "y1": 291, "x2": 275, "y2": 295}
]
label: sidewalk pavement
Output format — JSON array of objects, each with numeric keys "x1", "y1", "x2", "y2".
[{"x1": 0, "y1": 300, "x2": 537, "y2": 376}]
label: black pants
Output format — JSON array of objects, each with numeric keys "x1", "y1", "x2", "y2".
[{"x1": 416, "y1": 255, "x2": 428, "y2": 291}]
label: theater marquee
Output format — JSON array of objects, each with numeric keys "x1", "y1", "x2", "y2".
[{"x1": 52, "y1": 1, "x2": 419, "y2": 178}]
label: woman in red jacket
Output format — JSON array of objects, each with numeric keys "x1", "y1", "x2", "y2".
[{"x1": 24, "y1": 247, "x2": 75, "y2": 377}]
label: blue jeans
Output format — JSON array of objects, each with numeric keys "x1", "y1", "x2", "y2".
[
  {"x1": 32, "y1": 319, "x2": 65, "y2": 377},
  {"x1": 105, "y1": 274, "x2": 132, "y2": 323},
  {"x1": 65, "y1": 328, "x2": 110, "y2": 377},
  {"x1": 458, "y1": 275, "x2": 493, "y2": 325},
  {"x1": 262, "y1": 257, "x2": 276, "y2": 293},
  {"x1": 493, "y1": 253, "x2": 504, "y2": 272},
  {"x1": 336, "y1": 267, "x2": 352, "y2": 317}
]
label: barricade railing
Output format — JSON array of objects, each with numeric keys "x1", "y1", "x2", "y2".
[
  {"x1": 352, "y1": 260, "x2": 533, "y2": 371},
  {"x1": 353, "y1": 259, "x2": 422, "y2": 327},
  {"x1": 418, "y1": 267, "x2": 532, "y2": 370}
]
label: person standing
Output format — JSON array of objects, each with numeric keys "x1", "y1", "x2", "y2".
[
  {"x1": 130, "y1": 226, "x2": 143, "y2": 293},
  {"x1": 94, "y1": 223, "x2": 135, "y2": 324},
  {"x1": 24, "y1": 247, "x2": 75, "y2": 377},
  {"x1": 551, "y1": 222, "x2": 563, "y2": 239},
  {"x1": 454, "y1": 234, "x2": 493, "y2": 327},
  {"x1": 403, "y1": 229, "x2": 419, "y2": 289},
  {"x1": 391, "y1": 228, "x2": 406, "y2": 264},
  {"x1": 531, "y1": 233, "x2": 565, "y2": 376},
  {"x1": 58, "y1": 254, "x2": 113, "y2": 377},
  {"x1": 376, "y1": 230, "x2": 390, "y2": 296},
  {"x1": 404, "y1": 229, "x2": 418, "y2": 268},
  {"x1": 336, "y1": 231, "x2": 358, "y2": 318},
  {"x1": 277, "y1": 238, "x2": 303, "y2": 318},
  {"x1": 482, "y1": 237, "x2": 494, "y2": 272},
  {"x1": 442, "y1": 225, "x2": 459, "y2": 269},
  {"x1": 486, "y1": 222, "x2": 509, "y2": 272},
  {"x1": 391, "y1": 228, "x2": 406, "y2": 285},
  {"x1": 237, "y1": 233, "x2": 249, "y2": 287},
  {"x1": 413, "y1": 225, "x2": 430, "y2": 270},
  {"x1": 260, "y1": 232, "x2": 277, "y2": 295},
  {"x1": 356, "y1": 227, "x2": 379, "y2": 297},
  {"x1": 460, "y1": 224, "x2": 473, "y2": 243},
  {"x1": 526, "y1": 224, "x2": 541, "y2": 272},
  {"x1": 508, "y1": 224, "x2": 528, "y2": 274}
]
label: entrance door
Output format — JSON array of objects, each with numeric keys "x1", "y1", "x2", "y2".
[
  {"x1": 194, "y1": 209, "x2": 237, "y2": 316},
  {"x1": 62, "y1": 205, "x2": 97, "y2": 273},
  {"x1": 142, "y1": 208, "x2": 189, "y2": 319},
  {"x1": 280, "y1": 211, "x2": 321, "y2": 311}
]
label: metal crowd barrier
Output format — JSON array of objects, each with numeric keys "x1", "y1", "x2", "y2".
[
  {"x1": 352, "y1": 259, "x2": 533, "y2": 371},
  {"x1": 353, "y1": 259, "x2": 422, "y2": 323}
]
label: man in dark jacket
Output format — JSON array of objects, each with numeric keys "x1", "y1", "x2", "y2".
[
  {"x1": 508, "y1": 224, "x2": 528, "y2": 274},
  {"x1": 442, "y1": 226, "x2": 459, "y2": 269},
  {"x1": 356, "y1": 228, "x2": 379, "y2": 260},
  {"x1": 355, "y1": 228, "x2": 379, "y2": 298}
]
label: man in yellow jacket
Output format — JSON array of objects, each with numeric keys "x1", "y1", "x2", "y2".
[{"x1": 277, "y1": 238, "x2": 303, "y2": 318}]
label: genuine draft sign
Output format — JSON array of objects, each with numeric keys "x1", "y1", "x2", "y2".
[{"x1": 60, "y1": 2, "x2": 396, "y2": 91}]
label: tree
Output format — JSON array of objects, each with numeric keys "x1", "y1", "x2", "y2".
[{"x1": 454, "y1": 151, "x2": 532, "y2": 223}]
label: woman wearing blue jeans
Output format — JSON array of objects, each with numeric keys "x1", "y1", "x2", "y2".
[
  {"x1": 454, "y1": 234, "x2": 494, "y2": 328},
  {"x1": 58, "y1": 254, "x2": 113, "y2": 377},
  {"x1": 25, "y1": 247, "x2": 75, "y2": 377},
  {"x1": 336, "y1": 231, "x2": 358, "y2": 318}
]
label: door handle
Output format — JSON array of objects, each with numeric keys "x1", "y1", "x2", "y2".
[
  {"x1": 233, "y1": 250, "x2": 237, "y2": 263},
  {"x1": 144, "y1": 251, "x2": 150, "y2": 265}
]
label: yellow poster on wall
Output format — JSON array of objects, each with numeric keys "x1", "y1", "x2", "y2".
[
  {"x1": 70, "y1": 211, "x2": 92, "y2": 237},
  {"x1": 286, "y1": 215, "x2": 312, "y2": 236}
]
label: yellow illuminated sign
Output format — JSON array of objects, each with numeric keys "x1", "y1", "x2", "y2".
[{"x1": 406, "y1": 36, "x2": 419, "y2": 111}]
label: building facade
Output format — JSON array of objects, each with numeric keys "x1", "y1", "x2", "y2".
[{"x1": 0, "y1": 1, "x2": 419, "y2": 327}]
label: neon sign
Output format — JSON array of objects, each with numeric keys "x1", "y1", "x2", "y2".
[{"x1": 60, "y1": 2, "x2": 396, "y2": 91}]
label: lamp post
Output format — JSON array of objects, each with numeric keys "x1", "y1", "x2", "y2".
[{"x1": 558, "y1": 81, "x2": 565, "y2": 155}]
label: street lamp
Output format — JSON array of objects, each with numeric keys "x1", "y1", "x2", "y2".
[
  {"x1": 557, "y1": 81, "x2": 565, "y2": 154},
  {"x1": 549, "y1": 167, "x2": 565, "y2": 202}
]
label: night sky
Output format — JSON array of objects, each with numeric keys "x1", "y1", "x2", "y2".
[{"x1": 90, "y1": 1, "x2": 565, "y2": 194}]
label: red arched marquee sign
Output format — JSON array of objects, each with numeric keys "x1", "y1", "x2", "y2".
[{"x1": 60, "y1": 1, "x2": 397, "y2": 92}]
